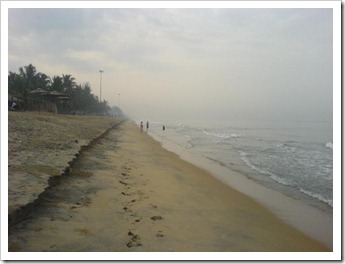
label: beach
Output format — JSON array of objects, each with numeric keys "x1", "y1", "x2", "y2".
[
  {"x1": 7, "y1": 112, "x2": 330, "y2": 254},
  {"x1": 8, "y1": 111, "x2": 119, "y2": 225}
]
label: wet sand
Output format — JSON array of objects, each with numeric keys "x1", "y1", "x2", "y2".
[
  {"x1": 149, "y1": 130, "x2": 333, "y2": 249},
  {"x1": 8, "y1": 119, "x2": 329, "y2": 253}
]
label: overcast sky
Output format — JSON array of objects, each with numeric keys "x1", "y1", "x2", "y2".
[{"x1": 7, "y1": 5, "x2": 334, "y2": 123}]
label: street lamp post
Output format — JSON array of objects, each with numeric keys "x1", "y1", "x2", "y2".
[
  {"x1": 99, "y1": 70, "x2": 104, "y2": 101},
  {"x1": 118, "y1": 93, "x2": 121, "y2": 108}
]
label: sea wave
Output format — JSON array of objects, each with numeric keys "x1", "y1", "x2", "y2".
[
  {"x1": 325, "y1": 141, "x2": 333, "y2": 149},
  {"x1": 202, "y1": 129, "x2": 229, "y2": 139},
  {"x1": 270, "y1": 174, "x2": 293, "y2": 186},
  {"x1": 300, "y1": 188, "x2": 333, "y2": 207},
  {"x1": 276, "y1": 142, "x2": 298, "y2": 153},
  {"x1": 240, "y1": 151, "x2": 293, "y2": 186},
  {"x1": 151, "y1": 121, "x2": 333, "y2": 212},
  {"x1": 202, "y1": 129, "x2": 243, "y2": 139}
]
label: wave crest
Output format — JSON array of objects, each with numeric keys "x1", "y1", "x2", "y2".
[{"x1": 325, "y1": 141, "x2": 333, "y2": 149}]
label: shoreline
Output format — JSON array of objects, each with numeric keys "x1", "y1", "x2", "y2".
[
  {"x1": 148, "y1": 128, "x2": 333, "y2": 249},
  {"x1": 7, "y1": 118, "x2": 331, "y2": 255},
  {"x1": 146, "y1": 120, "x2": 333, "y2": 213}
]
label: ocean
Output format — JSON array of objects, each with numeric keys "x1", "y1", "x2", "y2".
[{"x1": 147, "y1": 120, "x2": 333, "y2": 214}]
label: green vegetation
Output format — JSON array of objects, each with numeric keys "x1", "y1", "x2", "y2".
[{"x1": 8, "y1": 64, "x2": 110, "y2": 115}]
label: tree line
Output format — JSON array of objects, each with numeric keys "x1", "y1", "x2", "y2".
[{"x1": 8, "y1": 64, "x2": 110, "y2": 115}]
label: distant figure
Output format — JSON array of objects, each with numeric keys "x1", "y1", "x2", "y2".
[
  {"x1": 146, "y1": 121, "x2": 149, "y2": 131},
  {"x1": 163, "y1": 125, "x2": 165, "y2": 131},
  {"x1": 140, "y1": 121, "x2": 143, "y2": 132},
  {"x1": 11, "y1": 102, "x2": 17, "y2": 110}
]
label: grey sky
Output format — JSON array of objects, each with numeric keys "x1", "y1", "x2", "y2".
[{"x1": 8, "y1": 6, "x2": 333, "y2": 123}]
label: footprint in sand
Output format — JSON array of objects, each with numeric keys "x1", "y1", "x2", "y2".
[
  {"x1": 150, "y1": 204, "x2": 158, "y2": 209},
  {"x1": 156, "y1": 231, "x2": 164, "y2": 238},
  {"x1": 119, "y1": 180, "x2": 128, "y2": 186},
  {"x1": 127, "y1": 231, "x2": 143, "y2": 247},
  {"x1": 150, "y1": 216, "x2": 163, "y2": 221},
  {"x1": 75, "y1": 228, "x2": 92, "y2": 236},
  {"x1": 131, "y1": 216, "x2": 141, "y2": 224}
]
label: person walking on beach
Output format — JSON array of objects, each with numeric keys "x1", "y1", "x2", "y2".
[
  {"x1": 146, "y1": 121, "x2": 149, "y2": 132},
  {"x1": 140, "y1": 121, "x2": 143, "y2": 132}
]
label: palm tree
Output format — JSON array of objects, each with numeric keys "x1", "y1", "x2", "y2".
[
  {"x1": 9, "y1": 64, "x2": 111, "y2": 116},
  {"x1": 62, "y1": 74, "x2": 76, "y2": 95},
  {"x1": 8, "y1": 71, "x2": 25, "y2": 96},
  {"x1": 50, "y1": 76, "x2": 64, "y2": 92},
  {"x1": 19, "y1": 64, "x2": 38, "y2": 91},
  {"x1": 36, "y1": 73, "x2": 51, "y2": 90}
]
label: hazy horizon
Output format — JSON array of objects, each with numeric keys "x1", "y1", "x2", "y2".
[{"x1": 7, "y1": 4, "x2": 334, "y2": 123}]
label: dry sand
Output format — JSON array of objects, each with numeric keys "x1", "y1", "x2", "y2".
[
  {"x1": 7, "y1": 116, "x2": 329, "y2": 253},
  {"x1": 8, "y1": 111, "x2": 119, "y2": 223}
]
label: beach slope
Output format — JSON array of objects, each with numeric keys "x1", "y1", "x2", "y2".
[
  {"x1": 8, "y1": 111, "x2": 120, "y2": 224},
  {"x1": 8, "y1": 119, "x2": 329, "y2": 252}
]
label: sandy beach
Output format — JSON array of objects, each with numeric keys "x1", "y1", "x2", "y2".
[
  {"x1": 7, "y1": 114, "x2": 330, "y2": 253},
  {"x1": 8, "y1": 111, "x2": 119, "y2": 225}
]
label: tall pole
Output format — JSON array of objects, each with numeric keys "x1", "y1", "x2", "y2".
[
  {"x1": 118, "y1": 93, "x2": 121, "y2": 108},
  {"x1": 99, "y1": 70, "x2": 103, "y2": 102}
]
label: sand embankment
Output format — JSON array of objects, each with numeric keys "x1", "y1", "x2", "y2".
[
  {"x1": 8, "y1": 119, "x2": 329, "y2": 253},
  {"x1": 8, "y1": 111, "x2": 120, "y2": 225}
]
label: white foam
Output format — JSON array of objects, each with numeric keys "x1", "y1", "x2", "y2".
[
  {"x1": 325, "y1": 141, "x2": 333, "y2": 149},
  {"x1": 300, "y1": 188, "x2": 333, "y2": 207},
  {"x1": 270, "y1": 174, "x2": 293, "y2": 186},
  {"x1": 240, "y1": 153, "x2": 293, "y2": 186},
  {"x1": 148, "y1": 130, "x2": 333, "y2": 249},
  {"x1": 202, "y1": 129, "x2": 244, "y2": 140}
]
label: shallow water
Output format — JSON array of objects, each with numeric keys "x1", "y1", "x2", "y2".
[{"x1": 148, "y1": 120, "x2": 333, "y2": 213}]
